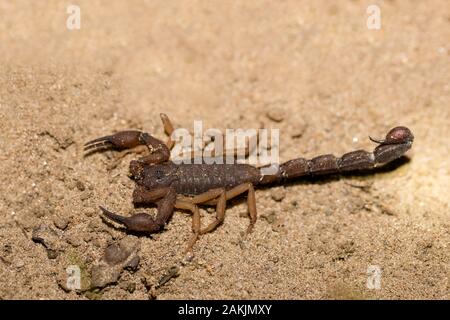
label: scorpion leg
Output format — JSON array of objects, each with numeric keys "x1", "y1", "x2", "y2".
[
  {"x1": 178, "y1": 188, "x2": 228, "y2": 234},
  {"x1": 174, "y1": 200, "x2": 201, "y2": 252},
  {"x1": 203, "y1": 183, "x2": 258, "y2": 235},
  {"x1": 101, "y1": 187, "x2": 176, "y2": 233},
  {"x1": 200, "y1": 191, "x2": 226, "y2": 235},
  {"x1": 160, "y1": 113, "x2": 176, "y2": 150}
]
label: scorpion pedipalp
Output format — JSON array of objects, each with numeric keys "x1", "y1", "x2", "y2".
[
  {"x1": 84, "y1": 130, "x2": 143, "y2": 153},
  {"x1": 100, "y1": 206, "x2": 162, "y2": 233}
]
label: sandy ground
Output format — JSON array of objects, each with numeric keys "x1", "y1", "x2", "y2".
[{"x1": 0, "y1": 1, "x2": 449, "y2": 300}]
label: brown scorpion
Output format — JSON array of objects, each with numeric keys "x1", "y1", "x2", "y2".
[{"x1": 85, "y1": 114, "x2": 414, "y2": 251}]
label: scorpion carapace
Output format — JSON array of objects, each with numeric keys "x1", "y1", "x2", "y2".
[{"x1": 85, "y1": 114, "x2": 414, "y2": 251}]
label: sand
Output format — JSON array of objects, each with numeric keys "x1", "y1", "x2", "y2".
[{"x1": 0, "y1": 1, "x2": 448, "y2": 299}]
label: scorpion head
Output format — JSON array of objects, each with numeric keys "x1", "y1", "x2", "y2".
[{"x1": 137, "y1": 163, "x2": 178, "y2": 189}]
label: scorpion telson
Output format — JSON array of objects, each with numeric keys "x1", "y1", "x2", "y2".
[{"x1": 85, "y1": 115, "x2": 414, "y2": 252}]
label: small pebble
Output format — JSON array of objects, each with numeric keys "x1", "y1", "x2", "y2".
[
  {"x1": 266, "y1": 108, "x2": 285, "y2": 122},
  {"x1": 124, "y1": 255, "x2": 140, "y2": 272},
  {"x1": 80, "y1": 191, "x2": 91, "y2": 201},
  {"x1": 66, "y1": 234, "x2": 83, "y2": 247},
  {"x1": 261, "y1": 211, "x2": 277, "y2": 224},
  {"x1": 90, "y1": 264, "x2": 121, "y2": 289},
  {"x1": 290, "y1": 123, "x2": 307, "y2": 138},
  {"x1": 53, "y1": 216, "x2": 69, "y2": 230},
  {"x1": 103, "y1": 237, "x2": 139, "y2": 266},
  {"x1": 157, "y1": 266, "x2": 180, "y2": 288},
  {"x1": 104, "y1": 243, "x2": 129, "y2": 266},
  {"x1": 32, "y1": 224, "x2": 62, "y2": 255},
  {"x1": 270, "y1": 186, "x2": 286, "y2": 202},
  {"x1": 47, "y1": 249, "x2": 58, "y2": 259},
  {"x1": 76, "y1": 181, "x2": 86, "y2": 191},
  {"x1": 120, "y1": 281, "x2": 136, "y2": 293}
]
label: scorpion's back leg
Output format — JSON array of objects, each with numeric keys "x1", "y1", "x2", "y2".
[
  {"x1": 201, "y1": 183, "x2": 257, "y2": 235},
  {"x1": 179, "y1": 188, "x2": 228, "y2": 235}
]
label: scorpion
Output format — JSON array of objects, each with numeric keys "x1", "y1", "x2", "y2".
[{"x1": 85, "y1": 114, "x2": 414, "y2": 252}]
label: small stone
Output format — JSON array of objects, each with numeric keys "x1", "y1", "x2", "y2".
[
  {"x1": 270, "y1": 187, "x2": 286, "y2": 202},
  {"x1": 80, "y1": 191, "x2": 91, "y2": 201},
  {"x1": 126, "y1": 282, "x2": 136, "y2": 293},
  {"x1": 124, "y1": 255, "x2": 140, "y2": 272},
  {"x1": 90, "y1": 264, "x2": 121, "y2": 289},
  {"x1": 104, "y1": 243, "x2": 129, "y2": 266},
  {"x1": 239, "y1": 210, "x2": 248, "y2": 218},
  {"x1": 120, "y1": 281, "x2": 136, "y2": 293},
  {"x1": 47, "y1": 249, "x2": 59, "y2": 259},
  {"x1": 290, "y1": 124, "x2": 307, "y2": 139},
  {"x1": 103, "y1": 237, "x2": 139, "y2": 266},
  {"x1": 32, "y1": 224, "x2": 63, "y2": 255},
  {"x1": 76, "y1": 181, "x2": 86, "y2": 191},
  {"x1": 266, "y1": 108, "x2": 285, "y2": 122},
  {"x1": 16, "y1": 260, "x2": 25, "y2": 269},
  {"x1": 53, "y1": 216, "x2": 69, "y2": 230},
  {"x1": 261, "y1": 211, "x2": 277, "y2": 224},
  {"x1": 3, "y1": 244, "x2": 12, "y2": 255},
  {"x1": 66, "y1": 234, "x2": 83, "y2": 247},
  {"x1": 157, "y1": 266, "x2": 180, "y2": 288}
]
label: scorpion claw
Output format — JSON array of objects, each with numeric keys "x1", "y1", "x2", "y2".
[
  {"x1": 100, "y1": 206, "x2": 162, "y2": 233},
  {"x1": 99, "y1": 206, "x2": 128, "y2": 225},
  {"x1": 84, "y1": 130, "x2": 143, "y2": 153}
]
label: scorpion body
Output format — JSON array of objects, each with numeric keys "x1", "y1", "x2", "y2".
[
  {"x1": 132, "y1": 162, "x2": 261, "y2": 195},
  {"x1": 85, "y1": 114, "x2": 414, "y2": 251}
]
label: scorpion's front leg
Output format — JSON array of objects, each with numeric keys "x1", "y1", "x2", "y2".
[{"x1": 100, "y1": 187, "x2": 176, "y2": 233}]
